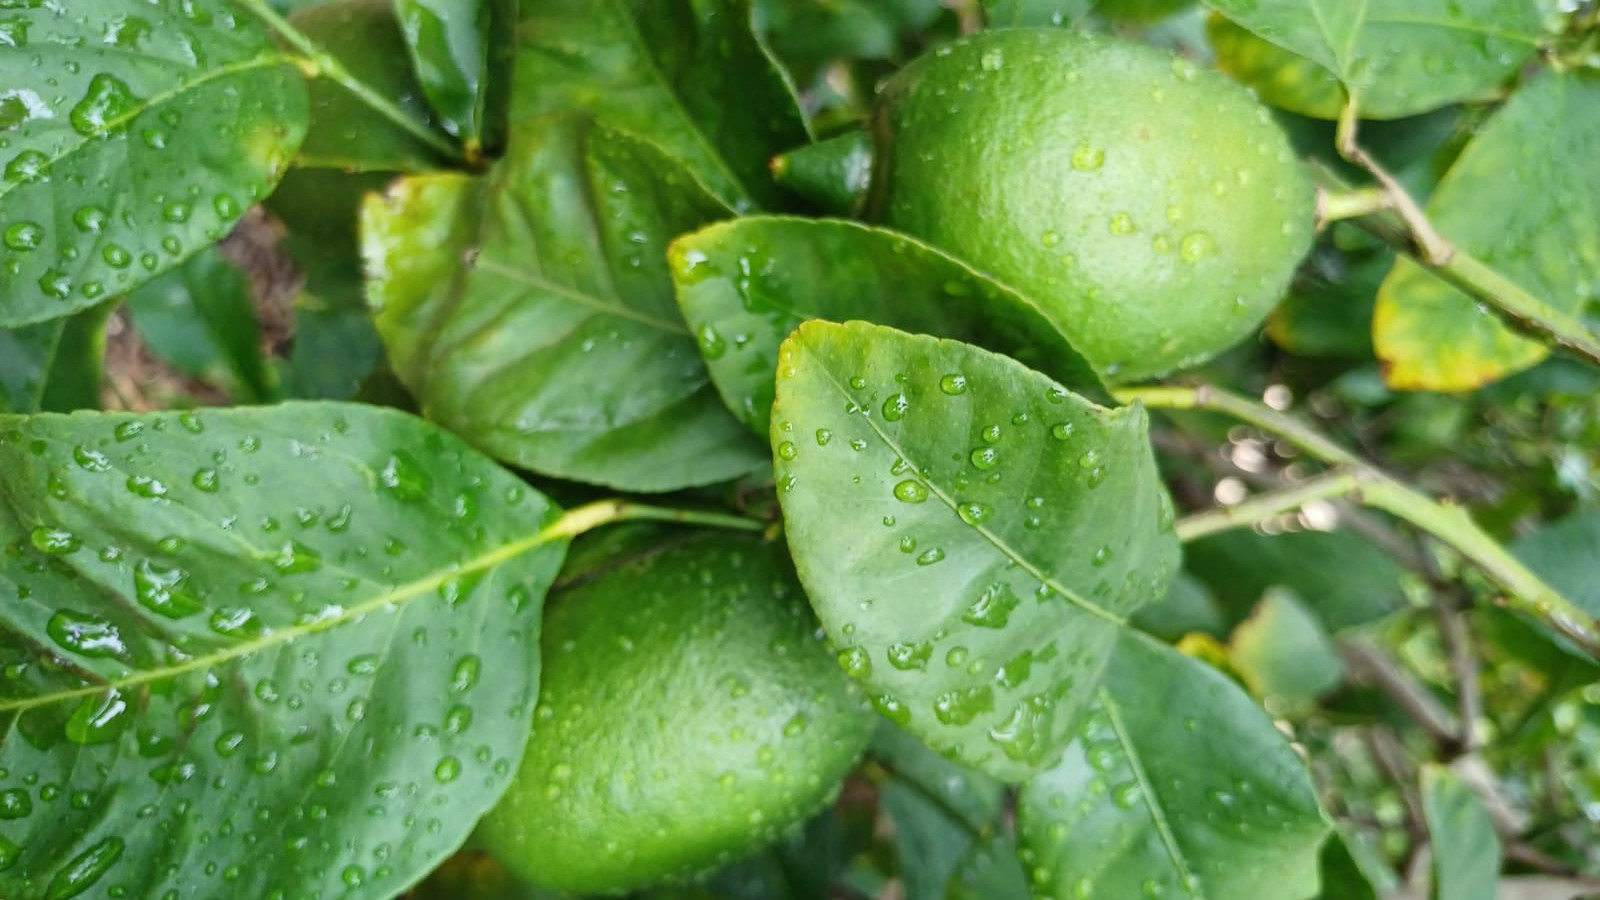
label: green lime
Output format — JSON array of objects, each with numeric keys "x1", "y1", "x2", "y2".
[
  {"x1": 478, "y1": 532, "x2": 875, "y2": 895},
  {"x1": 867, "y1": 28, "x2": 1314, "y2": 381}
]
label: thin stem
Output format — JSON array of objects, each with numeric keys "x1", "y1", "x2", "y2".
[
  {"x1": 230, "y1": 0, "x2": 466, "y2": 165},
  {"x1": 547, "y1": 499, "x2": 767, "y2": 541},
  {"x1": 1174, "y1": 469, "x2": 1365, "y2": 542},
  {"x1": 1124, "y1": 384, "x2": 1600, "y2": 658},
  {"x1": 1336, "y1": 103, "x2": 1452, "y2": 264},
  {"x1": 1316, "y1": 186, "x2": 1391, "y2": 226},
  {"x1": 1117, "y1": 385, "x2": 1361, "y2": 467},
  {"x1": 1339, "y1": 637, "x2": 1461, "y2": 747}
]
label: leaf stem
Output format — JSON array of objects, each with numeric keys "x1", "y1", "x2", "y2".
[
  {"x1": 229, "y1": 0, "x2": 466, "y2": 165},
  {"x1": 1315, "y1": 186, "x2": 1390, "y2": 227},
  {"x1": 1121, "y1": 384, "x2": 1600, "y2": 658},
  {"x1": 546, "y1": 499, "x2": 767, "y2": 541},
  {"x1": 1173, "y1": 469, "x2": 1366, "y2": 542}
]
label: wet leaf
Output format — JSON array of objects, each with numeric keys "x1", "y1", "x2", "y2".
[
  {"x1": 362, "y1": 115, "x2": 766, "y2": 492},
  {"x1": 1208, "y1": 13, "x2": 1344, "y2": 120},
  {"x1": 1017, "y1": 630, "x2": 1330, "y2": 900},
  {"x1": 1421, "y1": 765, "x2": 1500, "y2": 900},
  {"x1": 1203, "y1": 0, "x2": 1542, "y2": 118},
  {"x1": 395, "y1": 0, "x2": 514, "y2": 149},
  {"x1": 772, "y1": 321, "x2": 1179, "y2": 780},
  {"x1": 0, "y1": 0, "x2": 308, "y2": 326},
  {"x1": 0, "y1": 304, "x2": 111, "y2": 414},
  {"x1": 509, "y1": 0, "x2": 808, "y2": 211},
  {"x1": 672, "y1": 217, "x2": 1106, "y2": 434},
  {"x1": 1375, "y1": 70, "x2": 1600, "y2": 391},
  {"x1": 0, "y1": 404, "x2": 567, "y2": 899}
]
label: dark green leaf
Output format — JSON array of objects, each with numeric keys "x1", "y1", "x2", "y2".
[
  {"x1": 982, "y1": 0, "x2": 1096, "y2": 27},
  {"x1": 124, "y1": 247, "x2": 277, "y2": 403},
  {"x1": 1513, "y1": 510, "x2": 1600, "y2": 618},
  {"x1": 0, "y1": 404, "x2": 567, "y2": 899},
  {"x1": 1316, "y1": 830, "x2": 1382, "y2": 900},
  {"x1": 872, "y1": 724, "x2": 1006, "y2": 832},
  {"x1": 1375, "y1": 71, "x2": 1600, "y2": 390},
  {"x1": 509, "y1": 0, "x2": 808, "y2": 210},
  {"x1": 1017, "y1": 631, "x2": 1330, "y2": 900},
  {"x1": 0, "y1": 0, "x2": 308, "y2": 326},
  {"x1": 363, "y1": 116, "x2": 767, "y2": 492},
  {"x1": 0, "y1": 305, "x2": 111, "y2": 414},
  {"x1": 1183, "y1": 528, "x2": 1404, "y2": 632},
  {"x1": 947, "y1": 835, "x2": 1030, "y2": 900},
  {"x1": 1203, "y1": 0, "x2": 1542, "y2": 118},
  {"x1": 772, "y1": 321, "x2": 1179, "y2": 780},
  {"x1": 673, "y1": 218, "x2": 1106, "y2": 434},
  {"x1": 1130, "y1": 571, "x2": 1225, "y2": 641},
  {"x1": 1266, "y1": 241, "x2": 1390, "y2": 359},
  {"x1": 879, "y1": 780, "x2": 981, "y2": 900},
  {"x1": 1421, "y1": 765, "x2": 1500, "y2": 900},
  {"x1": 753, "y1": 0, "x2": 944, "y2": 77},
  {"x1": 278, "y1": 236, "x2": 386, "y2": 401},
  {"x1": 395, "y1": 0, "x2": 514, "y2": 148},
  {"x1": 1229, "y1": 589, "x2": 1345, "y2": 714},
  {"x1": 769, "y1": 131, "x2": 873, "y2": 215}
]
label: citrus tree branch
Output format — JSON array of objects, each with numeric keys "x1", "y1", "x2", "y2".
[
  {"x1": 545, "y1": 500, "x2": 768, "y2": 541},
  {"x1": 1121, "y1": 384, "x2": 1600, "y2": 657},
  {"x1": 1173, "y1": 469, "x2": 1366, "y2": 542},
  {"x1": 1329, "y1": 103, "x2": 1600, "y2": 369},
  {"x1": 230, "y1": 0, "x2": 467, "y2": 165}
]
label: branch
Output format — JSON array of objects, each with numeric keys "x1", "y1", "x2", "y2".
[
  {"x1": 1174, "y1": 469, "x2": 1366, "y2": 542},
  {"x1": 547, "y1": 500, "x2": 768, "y2": 541},
  {"x1": 1120, "y1": 384, "x2": 1600, "y2": 658}
]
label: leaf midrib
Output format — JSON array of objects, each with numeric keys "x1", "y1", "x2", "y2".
[
  {"x1": 0, "y1": 53, "x2": 299, "y2": 206},
  {"x1": 0, "y1": 512, "x2": 566, "y2": 716},
  {"x1": 1098, "y1": 686, "x2": 1205, "y2": 899},
  {"x1": 806, "y1": 351, "x2": 1124, "y2": 627}
]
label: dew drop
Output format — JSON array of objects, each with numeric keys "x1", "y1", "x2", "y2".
[{"x1": 893, "y1": 480, "x2": 929, "y2": 503}]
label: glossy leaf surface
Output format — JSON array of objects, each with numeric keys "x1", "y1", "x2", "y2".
[
  {"x1": 1017, "y1": 631, "x2": 1330, "y2": 900},
  {"x1": 395, "y1": 0, "x2": 513, "y2": 147},
  {"x1": 363, "y1": 116, "x2": 766, "y2": 491},
  {"x1": 772, "y1": 321, "x2": 1179, "y2": 780},
  {"x1": 0, "y1": 404, "x2": 566, "y2": 899},
  {"x1": 1375, "y1": 70, "x2": 1600, "y2": 391},
  {"x1": 0, "y1": 0, "x2": 308, "y2": 326},
  {"x1": 673, "y1": 217, "x2": 1106, "y2": 434},
  {"x1": 0, "y1": 305, "x2": 111, "y2": 414},
  {"x1": 1203, "y1": 0, "x2": 1542, "y2": 118},
  {"x1": 509, "y1": 0, "x2": 807, "y2": 210}
]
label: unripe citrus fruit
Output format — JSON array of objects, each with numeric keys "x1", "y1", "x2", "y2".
[
  {"x1": 478, "y1": 531, "x2": 874, "y2": 895},
  {"x1": 866, "y1": 28, "x2": 1314, "y2": 381}
]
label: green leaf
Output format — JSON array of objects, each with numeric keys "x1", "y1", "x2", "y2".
[
  {"x1": 362, "y1": 116, "x2": 766, "y2": 492},
  {"x1": 872, "y1": 724, "x2": 1006, "y2": 832},
  {"x1": 1202, "y1": 0, "x2": 1542, "y2": 119},
  {"x1": 772, "y1": 321, "x2": 1179, "y2": 780},
  {"x1": 1130, "y1": 571, "x2": 1225, "y2": 641},
  {"x1": 0, "y1": 0, "x2": 308, "y2": 326},
  {"x1": 769, "y1": 131, "x2": 873, "y2": 214},
  {"x1": 1266, "y1": 241, "x2": 1390, "y2": 359},
  {"x1": 1316, "y1": 830, "x2": 1382, "y2": 900},
  {"x1": 1375, "y1": 70, "x2": 1600, "y2": 391},
  {"x1": 124, "y1": 247, "x2": 278, "y2": 404},
  {"x1": 1421, "y1": 765, "x2": 1500, "y2": 900},
  {"x1": 947, "y1": 835, "x2": 1029, "y2": 900},
  {"x1": 982, "y1": 0, "x2": 1096, "y2": 27},
  {"x1": 0, "y1": 305, "x2": 111, "y2": 414},
  {"x1": 279, "y1": 237, "x2": 386, "y2": 401},
  {"x1": 753, "y1": 0, "x2": 944, "y2": 77},
  {"x1": 1207, "y1": 13, "x2": 1344, "y2": 120},
  {"x1": 672, "y1": 217, "x2": 1107, "y2": 434},
  {"x1": 1017, "y1": 631, "x2": 1330, "y2": 900},
  {"x1": 1513, "y1": 510, "x2": 1600, "y2": 618},
  {"x1": 0, "y1": 404, "x2": 567, "y2": 899},
  {"x1": 1182, "y1": 528, "x2": 1404, "y2": 632},
  {"x1": 395, "y1": 0, "x2": 514, "y2": 148},
  {"x1": 509, "y1": 0, "x2": 808, "y2": 211},
  {"x1": 1228, "y1": 589, "x2": 1345, "y2": 714}
]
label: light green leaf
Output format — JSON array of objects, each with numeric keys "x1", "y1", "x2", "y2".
[
  {"x1": 0, "y1": 304, "x2": 111, "y2": 414},
  {"x1": 1207, "y1": 13, "x2": 1344, "y2": 119},
  {"x1": 1202, "y1": 0, "x2": 1542, "y2": 118},
  {"x1": 1375, "y1": 70, "x2": 1600, "y2": 390},
  {"x1": 1421, "y1": 766, "x2": 1500, "y2": 900},
  {"x1": 1229, "y1": 589, "x2": 1345, "y2": 714},
  {"x1": 395, "y1": 0, "x2": 514, "y2": 148},
  {"x1": 0, "y1": 404, "x2": 567, "y2": 899},
  {"x1": 0, "y1": 0, "x2": 308, "y2": 326},
  {"x1": 124, "y1": 247, "x2": 278, "y2": 404},
  {"x1": 1017, "y1": 631, "x2": 1330, "y2": 900},
  {"x1": 510, "y1": 0, "x2": 808, "y2": 210},
  {"x1": 362, "y1": 115, "x2": 766, "y2": 492},
  {"x1": 673, "y1": 217, "x2": 1106, "y2": 434},
  {"x1": 772, "y1": 321, "x2": 1179, "y2": 780}
]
